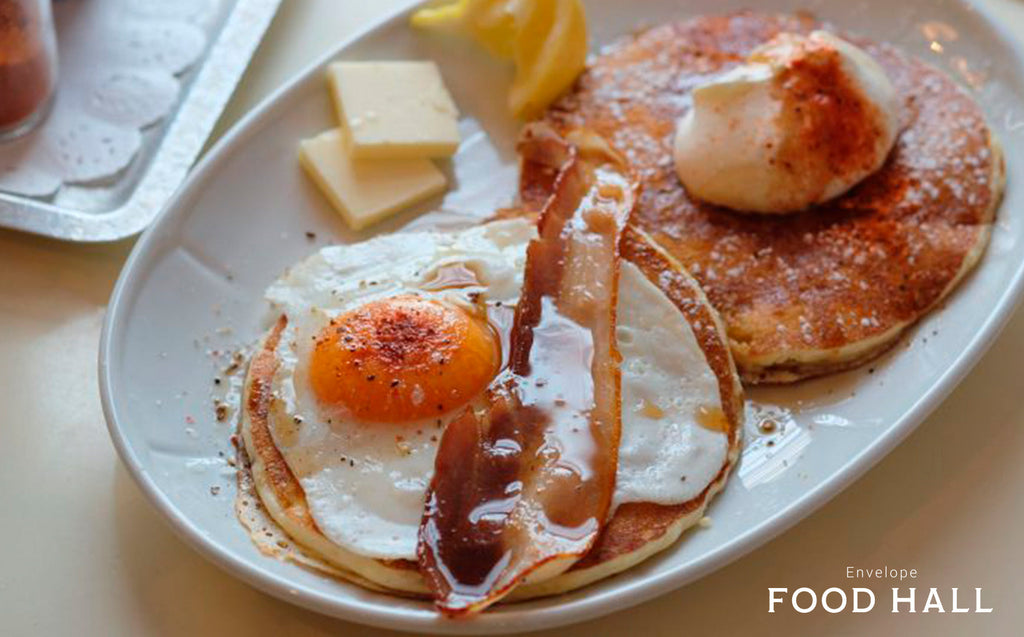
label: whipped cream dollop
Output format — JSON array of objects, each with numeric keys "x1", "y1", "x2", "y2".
[{"x1": 673, "y1": 30, "x2": 900, "y2": 214}]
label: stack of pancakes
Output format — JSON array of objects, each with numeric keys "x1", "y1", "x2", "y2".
[{"x1": 239, "y1": 225, "x2": 744, "y2": 600}]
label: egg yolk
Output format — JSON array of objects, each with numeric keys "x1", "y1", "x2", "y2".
[{"x1": 310, "y1": 295, "x2": 499, "y2": 423}]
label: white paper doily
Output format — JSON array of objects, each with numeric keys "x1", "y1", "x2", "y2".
[{"x1": 0, "y1": 0, "x2": 216, "y2": 197}]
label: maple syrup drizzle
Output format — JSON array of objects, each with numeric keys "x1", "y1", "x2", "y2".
[
  {"x1": 418, "y1": 127, "x2": 637, "y2": 615},
  {"x1": 696, "y1": 404, "x2": 730, "y2": 434}
]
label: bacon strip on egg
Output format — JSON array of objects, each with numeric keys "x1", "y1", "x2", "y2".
[{"x1": 417, "y1": 124, "x2": 640, "y2": 615}]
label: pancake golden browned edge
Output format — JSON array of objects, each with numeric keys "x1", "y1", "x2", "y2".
[
  {"x1": 235, "y1": 228, "x2": 744, "y2": 602},
  {"x1": 524, "y1": 11, "x2": 1006, "y2": 384}
]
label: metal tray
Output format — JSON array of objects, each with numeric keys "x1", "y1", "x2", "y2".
[{"x1": 0, "y1": 0, "x2": 281, "y2": 242}]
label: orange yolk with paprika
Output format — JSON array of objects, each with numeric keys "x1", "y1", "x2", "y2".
[{"x1": 309, "y1": 295, "x2": 499, "y2": 423}]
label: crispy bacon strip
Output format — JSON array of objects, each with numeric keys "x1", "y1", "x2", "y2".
[{"x1": 417, "y1": 124, "x2": 639, "y2": 615}]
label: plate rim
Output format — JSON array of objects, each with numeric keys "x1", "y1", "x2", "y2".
[{"x1": 99, "y1": 0, "x2": 1024, "y2": 633}]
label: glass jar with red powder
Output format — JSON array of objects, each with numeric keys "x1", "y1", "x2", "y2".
[{"x1": 0, "y1": 0, "x2": 57, "y2": 141}]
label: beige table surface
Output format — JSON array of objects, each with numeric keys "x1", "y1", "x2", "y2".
[{"x1": 2, "y1": 1, "x2": 1023, "y2": 635}]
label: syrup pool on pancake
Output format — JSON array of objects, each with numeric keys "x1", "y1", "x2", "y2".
[{"x1": 247, "y1": 218, "x2": 731, "y2": 572}]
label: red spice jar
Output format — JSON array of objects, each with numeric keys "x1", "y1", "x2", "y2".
[{"x1": 0, "y1": 0, "x2": 57, "y2": 141}]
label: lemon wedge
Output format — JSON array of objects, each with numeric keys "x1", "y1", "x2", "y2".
[
  {"x1": 411, "y1": 0, "x2": 588, "y2": 119},
  {"x1": 412, "y1": 0, "x2": 519, "y2": 59}
]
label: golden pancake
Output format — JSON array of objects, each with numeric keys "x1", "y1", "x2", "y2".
[
  {"x1": 236, "y1": 227, "x2": 743, "y2": 600},
  {"x1": 528, "y1": 11, "x2": 1005, "y2": 383}
]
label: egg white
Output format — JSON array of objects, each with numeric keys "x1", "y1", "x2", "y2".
[
  {"x1": 261, "y1": 219, "x2": 728, "y2": 562},
  {"x1": 614, "y1": 261, "x2": 728, "y2": 507}
]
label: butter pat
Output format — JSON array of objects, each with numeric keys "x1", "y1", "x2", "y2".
[
  {"x1": 327, "y1": 61, "x2": 461, "y2": 159},
  {"x1": 298, "y1": 129, "x2": 447, "y2": 231}
]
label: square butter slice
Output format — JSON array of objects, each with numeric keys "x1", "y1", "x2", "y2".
[
  {"x1": 298, "y1": 129, "x2": 447, "y2": 231},
  {"x1": 327, "y1": 60, "x2": 460, "y2": 159}
]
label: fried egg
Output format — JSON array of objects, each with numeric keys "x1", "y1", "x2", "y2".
[{"x1": 258, "y1": 218, "x2": 729, "y2": 565}]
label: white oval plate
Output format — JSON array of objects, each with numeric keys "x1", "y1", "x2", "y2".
[{"x1": 100, "y1": 0, "x2": 1024, "y2": 633}]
